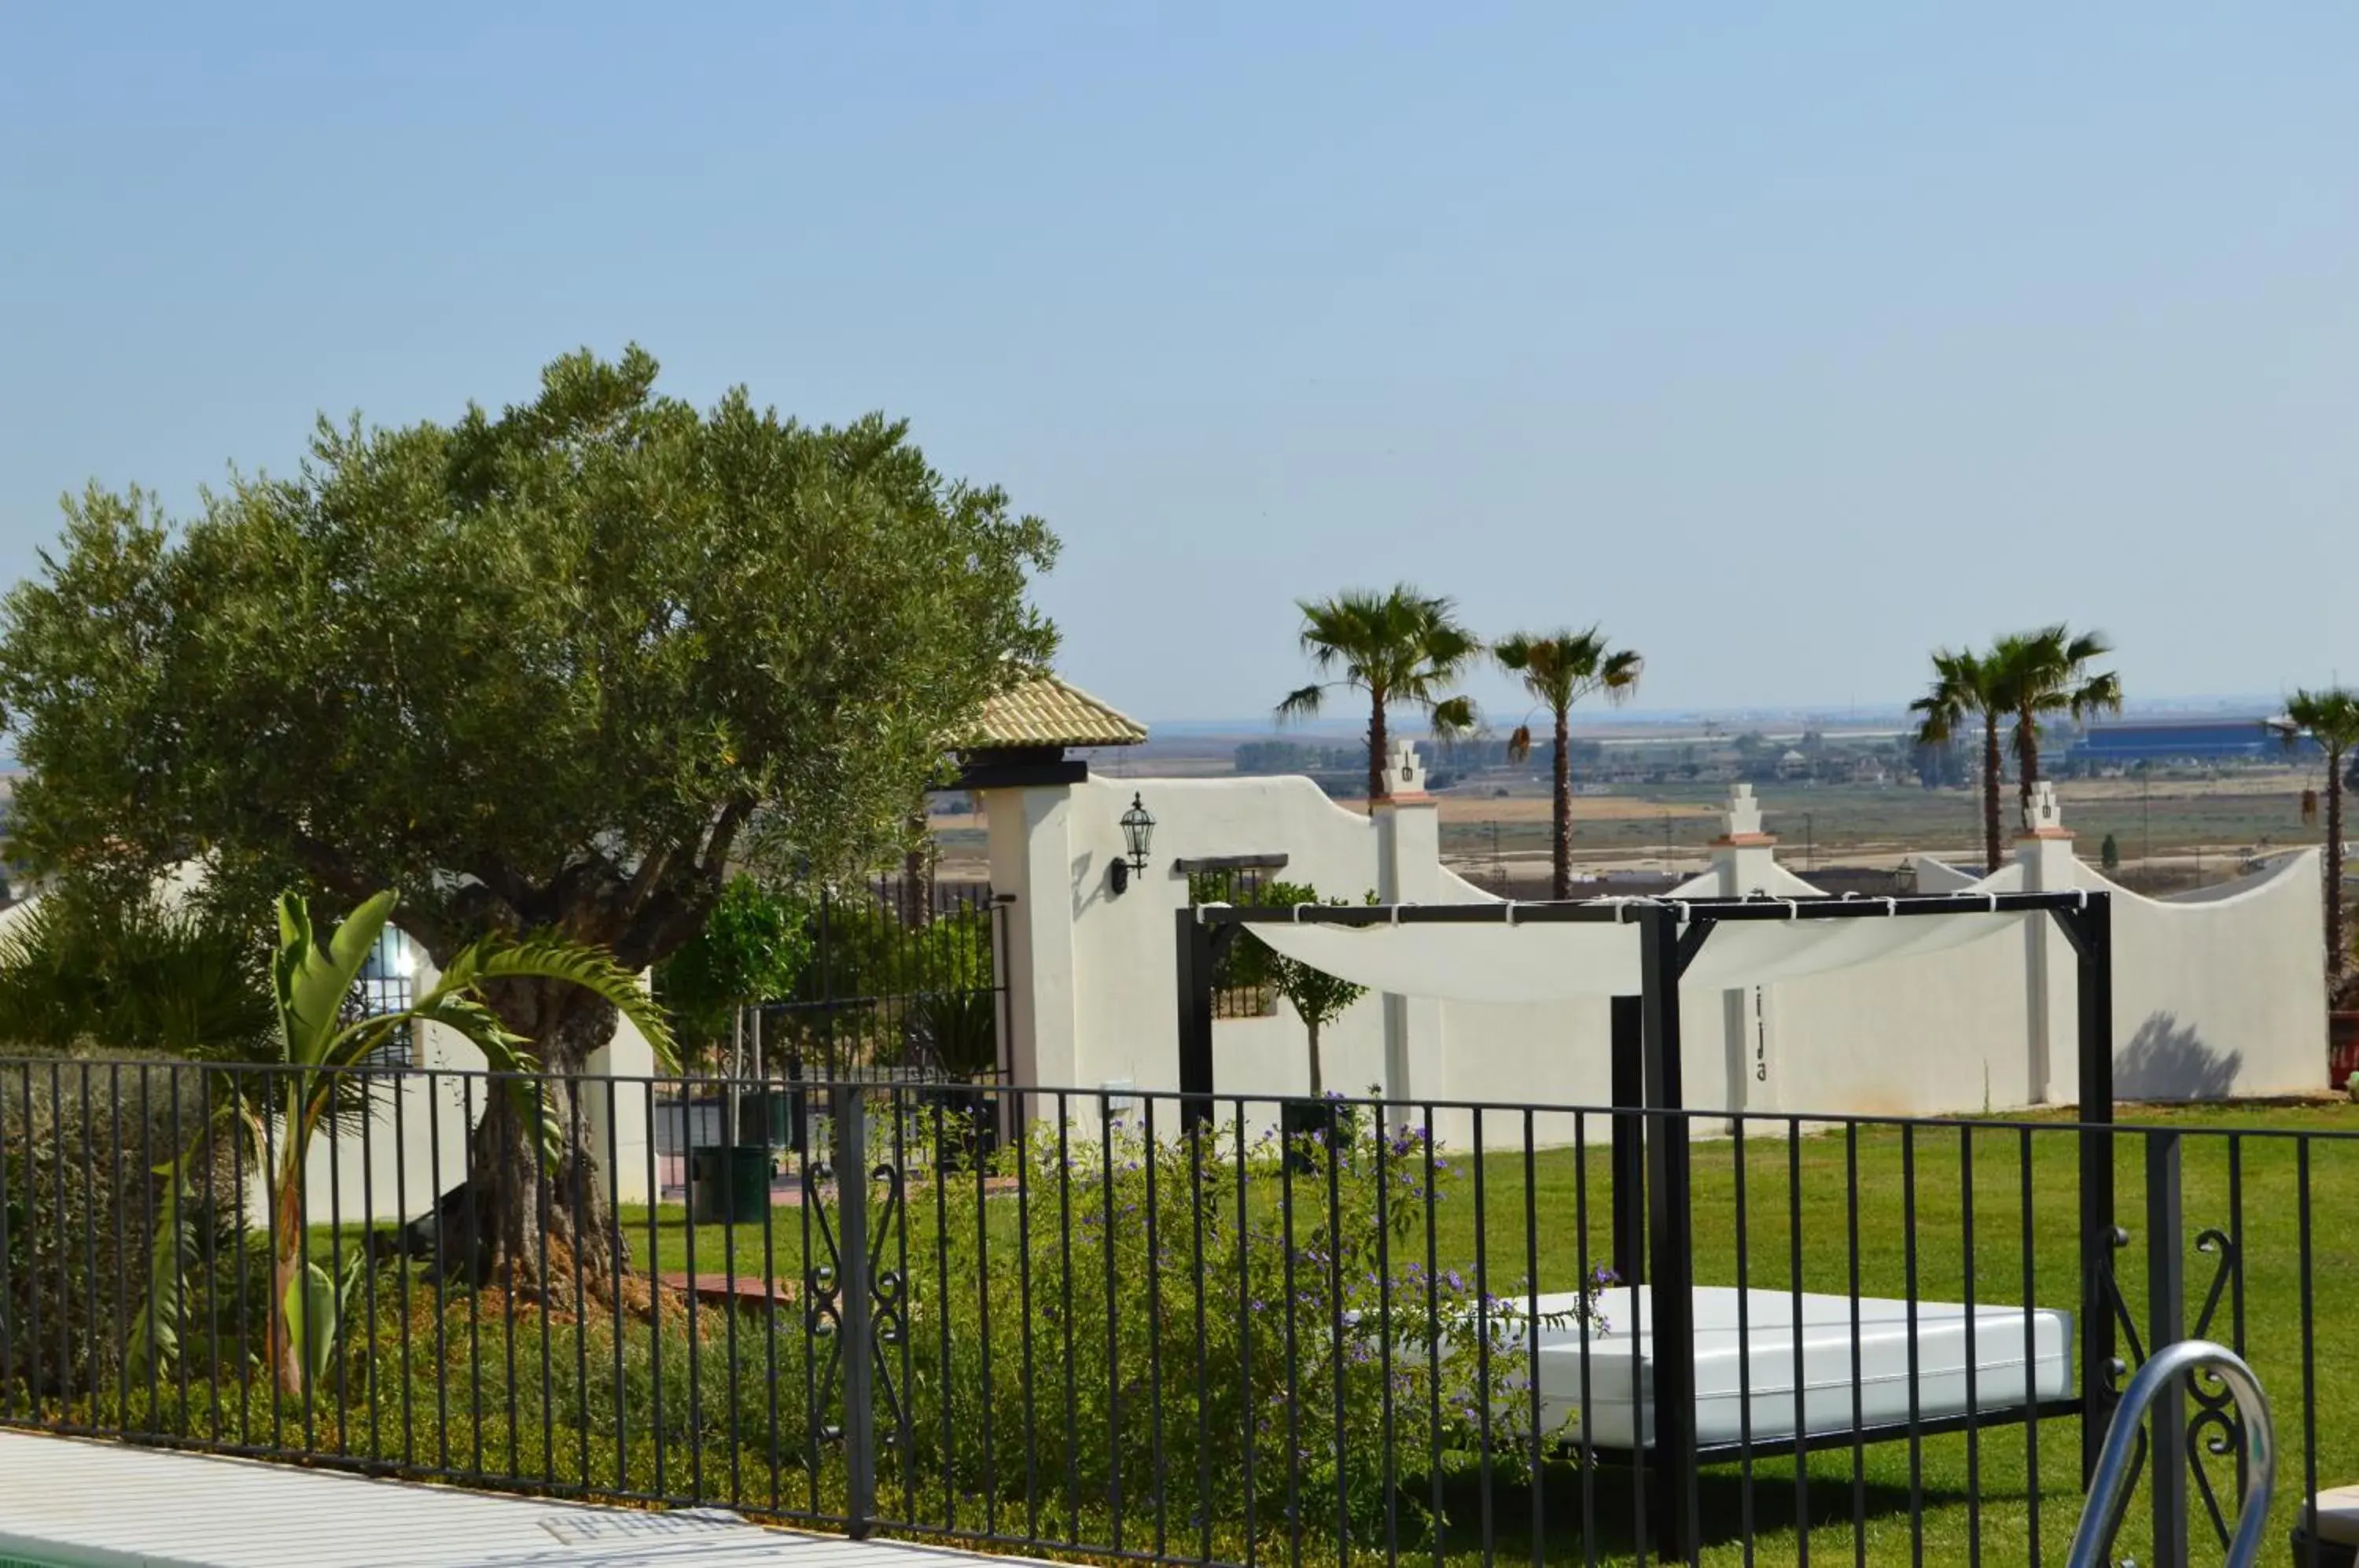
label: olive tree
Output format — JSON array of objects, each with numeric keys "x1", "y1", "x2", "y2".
[{"x1": 0, "y1": 346, "x2": 1057, "y2": 1282}]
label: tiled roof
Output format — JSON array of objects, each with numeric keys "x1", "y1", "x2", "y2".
[{"x1": 960, "y1": 675, "x2": 1147, "y2": 749}]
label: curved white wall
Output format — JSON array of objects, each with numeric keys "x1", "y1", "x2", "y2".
[{"x1": 996, "y1": 775, "x2": 2330, "y2": 1142}]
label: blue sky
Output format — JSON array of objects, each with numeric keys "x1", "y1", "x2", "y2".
[{"x1": 3, "y1": 6, "x2": 2353, "y2": 724}]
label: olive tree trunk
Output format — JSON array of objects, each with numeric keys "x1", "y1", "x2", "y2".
[{"x1": 458, "y1": 980, "x2": 631, "y2": 1296}]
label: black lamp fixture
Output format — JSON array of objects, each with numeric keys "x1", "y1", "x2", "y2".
[{"x1": 1110, "y1": 792, "x2": 1157, "y2": 896}]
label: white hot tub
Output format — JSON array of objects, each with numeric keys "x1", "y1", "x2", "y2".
[{"x1": 1508, "y1": 1286, "x2": 2073, "y2": 1450}]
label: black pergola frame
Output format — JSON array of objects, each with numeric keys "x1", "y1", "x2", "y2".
[{"x1": 1177, "y1": 889, "x2": 2117, "y2": 1561}]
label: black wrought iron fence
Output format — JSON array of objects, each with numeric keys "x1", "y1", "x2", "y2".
[
  {"x1": 1184, "y1": 866, "x2": 1277, "y2": 1020},
  {"x1": 764, "y1": 875, "x2": 1007, "y2": 1083},
  {"x1": 0, "y1": 1059, "x2": 2349, "y2": 1568},
  {"x1": 653, "y1": 875, "x2": 1007, "y2": 1184}
]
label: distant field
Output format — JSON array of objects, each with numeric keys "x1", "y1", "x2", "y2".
[
  {"x1": 932, "y1": 767, "x2": 2335, "y2": 891},
  {"x1": 1437, "y1": 777, "x2": 2325, "y2": 882}
]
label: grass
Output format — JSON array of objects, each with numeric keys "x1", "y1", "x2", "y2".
[
  {"x1": 601, "y1": 1099, "x2": 2359, "y2": 1566},
  {"x1": 34, "y1": 1099, "x2": 2358, "y2": 1566}
]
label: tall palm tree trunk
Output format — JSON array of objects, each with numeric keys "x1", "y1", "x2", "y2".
[
  {"x1": 1366, "y1": 694, "x2": 1389, "y2": 813},
  {"x1": 2329, "y1": 750, "x2": 2346, "y2": 985},
  {"x1": 2015, "y1": 705, "x2": 2041, "y2": 826},
  {"x1": 1982, "y1": 718, "x2": 2004, "y2": 874},
  {"x1": 1551, "y1": 706, "x2": 1573, "y2": 900}
]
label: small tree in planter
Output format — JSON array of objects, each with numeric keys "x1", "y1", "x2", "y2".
[{"x1": 1232, "y1": 880, "x2": 1371, "y2": 1155}]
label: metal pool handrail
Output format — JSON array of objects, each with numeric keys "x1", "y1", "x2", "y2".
[{"x1": 2067, "y1": 1339, "x2": 2276, "y2": 1568}]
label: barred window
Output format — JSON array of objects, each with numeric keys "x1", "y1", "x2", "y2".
[{"x1": 351, "y1": 924, "x2": 421, "y2": 1069}]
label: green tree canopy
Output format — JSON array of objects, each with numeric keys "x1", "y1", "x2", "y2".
[
  {"x1": 1278, "y1": 585, "x2": 1478, "y2": 809},
  {"x1": 1231, "y1": 878, "x2": 1371, "y2": 1098},
  {"x1": 0, "y1": 346, "x2": 1056, "y2": 1272},
  {"x1": 653, "y1": 874, "x2": 815, "y2": 1065},
  {"x1": 1909, "y1": 646, "x2": 2010, "y2": 874},
  {"x1": 1993, "y1": 624, "x2": 2122, "y2": 813},
  {"x1": 1493, "y1": 626, "x2": 1640, "y2": 900},
  {"x1": 2274, "y1": 688, "x2": 2359, "y2": 987},
  {"x1": 1912, "y1": 628, "x2": 2122, "y2": 876}
]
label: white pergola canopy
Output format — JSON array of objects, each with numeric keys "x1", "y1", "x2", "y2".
[{"x1": 1220, "y1": 895, "x2": 2055, "y2": 1003}]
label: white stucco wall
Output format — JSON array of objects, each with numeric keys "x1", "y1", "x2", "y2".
[
  {"x1": 986, "y1": 774, "x2": 2329, "y2": 1145},
  {"x1": 981, "y1": 774, "x2": 1393, "y2": 1132},
  {"x1": 2046, "y1": 853, "x2": 2320, "y2": 1100}
]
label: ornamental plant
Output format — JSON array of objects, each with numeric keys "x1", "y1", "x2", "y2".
[{"x1": 900, "y1": 1103, "x2": 1604, "y2": 1546}]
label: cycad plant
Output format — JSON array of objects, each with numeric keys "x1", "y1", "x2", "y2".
[
  {"x1": 0, "y1": 884, "x2": 276, "y2": 1058},
  {"x1": 134, "y1": 889, "x2": 676, "y2": 1400},
  {"x1": 1279, "y1": 585, "x2": 1479, "y2": 809},
  {"x1": 1493, "y1": 628, "x2": 1642, "y2": 899}
]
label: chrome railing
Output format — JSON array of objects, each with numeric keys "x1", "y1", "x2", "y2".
[{"x1": 2067, "y1": 1339, "x2": 2276, "y2": 1568}]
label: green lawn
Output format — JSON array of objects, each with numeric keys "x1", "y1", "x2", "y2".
[{"x1": 600, "y1": 1099, "x2": 2359, "y2": 1566}]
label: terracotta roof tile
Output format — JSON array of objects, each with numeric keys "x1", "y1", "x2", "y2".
[{"x1": 959, "y1": 675, "x2": 1147, "y2": 749}]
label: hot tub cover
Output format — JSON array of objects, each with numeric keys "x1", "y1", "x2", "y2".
[{"x1": 1507, "y1": 1285, "x2": 2073, "y2": 1449}]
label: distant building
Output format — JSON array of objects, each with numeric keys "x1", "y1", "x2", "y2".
[{"x1": 2070, "y1": 716, "x2": 2319, "y2": 767}]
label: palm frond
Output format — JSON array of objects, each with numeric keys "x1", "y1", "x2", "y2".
[
  {"x1": 1493, "y1": 627, "x2": 1641, "y2": 719},
  {"x1": 421, "y1": 933, "x2": 678, "y2": 1071},
  {"x1": 127, "y1": 1158, "x2": 197, "y2": 1377},
  {"x1": 1429, "y1": 695, "x2": 1478, "y2": 742},
  {"x1": 275, "y1": 890, "x2": 399, "y2": 1067},
  {"x1": 2281, "y1": 689, "x2": 2359, "y2": 754},
  {"x1": 129, "y1": 1101, "x2": 245, "y2": 1376},
  {"x1": 1599, "y1": 648, "x2": 1643, "y2": 701},
  {"x1": 1275, "y1": 683, "x2": 1328, "y2": 722}
]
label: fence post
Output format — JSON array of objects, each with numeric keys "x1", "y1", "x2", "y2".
[
  {"x1": 2070, "y1": 893, "x2": 2117, "y2": 1485},
  {"x1": 1176, "y1": 908, "x2": 1216, "y2": 1132},
  {"x1": 2147, "y1": 1130, "x2": 2188, "y2": 1568},
  {"x1": 1609, "y1": 994, "x2": 1646, "y2": 1286},
  {"x1": 837, "y1": 1081, "x2": 875, "y2": 1538},
  {"x1": 1639, "y1": 906, "x2": 1698, "y2": 1562}
]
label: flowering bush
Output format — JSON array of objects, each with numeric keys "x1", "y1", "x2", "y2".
[{"x1": 896, "y1": 1106, "x2": 1600, "y2": 1546}]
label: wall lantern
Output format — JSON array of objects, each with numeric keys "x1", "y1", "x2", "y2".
[{"x1": 1110, "y1": 792, "x2": 1157, "y2": 896}]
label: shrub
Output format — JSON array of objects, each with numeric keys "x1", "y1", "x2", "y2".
[
  {"x1": 0, "y1": 1056, "x2": 231, "y2": 1403},
  {"x1": 900, "y1": 1106, "x2": 1590, "y2": 1545},
  {"x1": 23, "y1": 1088, "x2": 1593, "y2": 1552}
]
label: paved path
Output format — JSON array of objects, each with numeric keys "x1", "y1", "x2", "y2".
[{"x1": 0, "y1": 1430, "x2": 1021, "y2": 1568}]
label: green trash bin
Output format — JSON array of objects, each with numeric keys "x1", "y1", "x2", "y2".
[{"x1": 686, "y1": 1144, "x2": 772, "y2": 1224}]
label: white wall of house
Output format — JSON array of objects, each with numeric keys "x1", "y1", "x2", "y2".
[{"x1": 981, "y1": 766, "x2": 2328, "y2": 1146}]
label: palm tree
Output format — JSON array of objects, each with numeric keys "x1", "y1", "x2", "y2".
[
  {"x1": 2273, "y1": 689, "x2": 2359, "y2": 985},
  {"x1": 1493, "y1": 628, "x2": 1642, "y2": 899},
  {"x1": 1279, "y1": 585, "x2": 1479, "y2": 809},
  {"x1": 1911, "y1": 648, "x2": 2009, "y2": 874},
  {"x1": 1996, "y1": 625, "x2": 2122, "y2": 824},
  {"x1": 1912, "y1": 629, "x2": 2124, "y2": 874},
  {"x1": 133, "y1": 889, "x2": 676, "y2": 1399}
]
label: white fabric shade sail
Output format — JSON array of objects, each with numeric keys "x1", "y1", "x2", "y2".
[{"x1": 1231, "y1": 900, "x2": 2029, "y2": 1004}]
